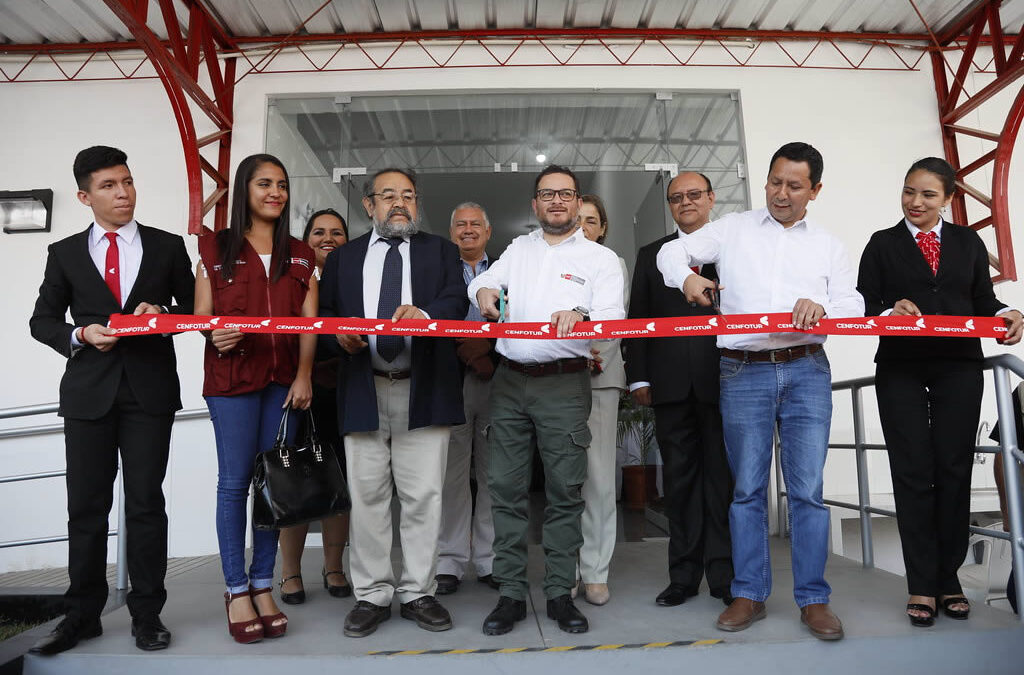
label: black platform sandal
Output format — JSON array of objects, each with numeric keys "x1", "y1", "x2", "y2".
[
  {"x1": 940, "y1": 596, "x2": 970, "y2": 620},
  {"x1": 279, "y1": 574, "x2": 305, "y2": 605},
  {"x1": 906, "y1": 603, "x2": 936, "y2": 627}
]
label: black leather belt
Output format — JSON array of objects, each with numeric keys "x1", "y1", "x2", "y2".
[
  {"x1": 720, "y1": 344, "x2": 823, "y2": 363},
  {"x1": 373, "y1": 369, "x2": 411, "y2": 380},
  {"x1": 499, "y1": 356, "x2": 589, "y2": 377}
]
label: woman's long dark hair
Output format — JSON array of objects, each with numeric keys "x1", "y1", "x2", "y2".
[{"x1": 216, "y1": 153, "x2": 292, "y2": 282}]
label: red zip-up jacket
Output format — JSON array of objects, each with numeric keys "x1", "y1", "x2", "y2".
[{"x1": 198, "y1": 227, "x2": 315, "y2": 397}]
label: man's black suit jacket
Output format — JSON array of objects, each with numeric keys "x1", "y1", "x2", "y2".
[
  {"x1": 857, "y1": 219, "x2": 1006, "y2": 362},
  {"x1": 625, "y1": 232, "x2": 720, "y2": 405},
  {"x1": 29, "y1": 223, "x2": 195, "y2": 419},
  {"x1": 319, "y1": 230, "x2": 469, "y2": 433}
]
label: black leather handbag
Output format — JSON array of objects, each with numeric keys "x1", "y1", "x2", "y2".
[{"x1": 252, "y1": 408, "x2": 350, "y2": 530}]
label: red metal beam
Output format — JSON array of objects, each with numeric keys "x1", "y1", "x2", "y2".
[
  {"x1": 101, "y1": 0, "x2": 233, "y2": 235},
  {"x1": 932, "y1": 0, "x2": 1021, "y2": 283}
]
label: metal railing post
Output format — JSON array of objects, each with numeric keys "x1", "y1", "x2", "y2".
[
  {"x1": 116, "y1": 463, "x2": 128, "y2": 591},
  {"x1": 851, "y1": 385, "x2": 874, "y2": 568},
  {"x1": 774, "y1": 426, "x2": 787, "y2": 537},
  {"x1": 992, "y1": 361, "x2": 1024, "y2": 622}
]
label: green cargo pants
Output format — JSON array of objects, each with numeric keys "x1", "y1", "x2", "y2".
[{"x1": 487, "y1": 363, "x2": 592, "y2": 600}]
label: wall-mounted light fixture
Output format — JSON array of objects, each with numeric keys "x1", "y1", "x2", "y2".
[{"x1": 1, "y1": 189, "x2": 53, "y2": 234}]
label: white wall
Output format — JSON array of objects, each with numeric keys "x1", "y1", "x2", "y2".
[{"x1": 1, "y1": 43, "x2": 1021, "y2": 571}]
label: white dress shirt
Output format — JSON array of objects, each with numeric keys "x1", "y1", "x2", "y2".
[
  {"x1": 468, "y1": 228, "x2": 625, "y2": 363},
  {"x1": 657, "y1": 207, "x2": 864, "y2": 351},
  {"x1": 363, "y1": 230, "x2": 414, "y2": 371},
  {"x1": 71, "y1": 220, "x2": 145, "y2": 348}
]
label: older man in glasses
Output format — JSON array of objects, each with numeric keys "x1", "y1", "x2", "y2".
[
  {"x1": 626, "y1": 171, "x2": 734, "y2": 610},
  {"x1": 320, "y1": 167, "x2": 468, "y2": 638},
  {"x1": 468, "y1": 165, "x2": 624, "y2": 636}
]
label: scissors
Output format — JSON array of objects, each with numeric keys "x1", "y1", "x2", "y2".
[{"x1": 703, "y1": 280, "x2": 722, "y2": 315}]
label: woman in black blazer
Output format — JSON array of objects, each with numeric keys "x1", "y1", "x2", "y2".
[{"x1": 857, "y1": 157, "x2": 1022, "y2": 627}]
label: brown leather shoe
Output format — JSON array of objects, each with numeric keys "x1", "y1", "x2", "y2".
[
  {"x1": 715, "y1": 598, "x2": 766, "y2": 632},
  {"x1": 801, "y1": 603, "x2": 843, "y2": 641}
]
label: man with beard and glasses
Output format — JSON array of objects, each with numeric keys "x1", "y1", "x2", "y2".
[
  {"x1": 319, "y1": 168, "x2": 468, "y2": 638},
  {"x1": 467, "y1": 165, "x2": 624, "y2": 636}
]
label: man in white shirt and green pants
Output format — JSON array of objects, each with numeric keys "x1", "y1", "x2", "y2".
[{"x1": 468, "y1": 165, "x2": 624, "y2": 637}]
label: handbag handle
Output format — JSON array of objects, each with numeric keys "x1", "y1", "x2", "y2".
[{"x1": 274, "y1": 406, "x2": 290, "y2": 445}]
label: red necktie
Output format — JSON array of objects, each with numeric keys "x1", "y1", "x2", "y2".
[
  {"x1": 915, "y1": 230, "x2": 940, "y2": 275},
  {"x1": 691, "y1": 265, "x2": 700, "y2": 275},
  {"x1": 104, "y1": 231, "x2": 121, "y2": 306}
]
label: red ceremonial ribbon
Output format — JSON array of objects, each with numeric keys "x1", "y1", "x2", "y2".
[{"x1": 108, "y1": 313, "x2": 1009, "y2": 339}]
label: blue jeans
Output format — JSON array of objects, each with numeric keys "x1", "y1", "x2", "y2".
[
  {"x1": 206, "y1": 384, "x2": 294, "y2": 594},
  {"x1": 719, "y1": 350, "x2": 833, "y2": 607}
]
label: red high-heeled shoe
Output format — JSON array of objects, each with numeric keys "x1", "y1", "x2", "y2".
[
  {"x1": 224, "y1": 590, "x2": 264, "y2": 644},
  {"x1": 250, "y1": 586, "x2": 288, "y2": 638}
]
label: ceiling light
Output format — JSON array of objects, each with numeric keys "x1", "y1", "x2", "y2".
[{"x1": 535, "y1": 153, "x2": 546, "y2": 163}]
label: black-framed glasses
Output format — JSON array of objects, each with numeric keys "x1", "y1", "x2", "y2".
[
  {"x1": 369, "y1": 191, "x2": 419, "y2": 205},
  {"x1": 667, "y1": 189, "x2": 710, "y2": 205},
  {"x1": 535, "y1": 188, "x2": 579, "y2": 202}
]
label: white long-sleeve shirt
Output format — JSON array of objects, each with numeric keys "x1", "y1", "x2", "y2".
[
  {"x1": 657, "y1": 207, "x2": 864, "y2": 351},
  {"x1": 468, "y1": 228, "x2": 625, "y2": 363}
]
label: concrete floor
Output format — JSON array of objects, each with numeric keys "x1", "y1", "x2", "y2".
[{"x1": 12, "y1": 535, "x2": 1024, "y2": 675}]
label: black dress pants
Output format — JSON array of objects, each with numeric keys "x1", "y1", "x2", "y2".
[
  {"x1": 63, "y1": 373, "x2": 174, "y2": 620},
  {"x1": 653, "y1": 388, "x2": 734, "y2": 592},
  {"x1": 875, "y1": 359, "x2": 984, "y2": 597}
]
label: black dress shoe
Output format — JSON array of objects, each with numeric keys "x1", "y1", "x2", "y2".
[
  {"x1": 343, "y1": 601, "x2": 391, "y2": 638},
  {"x1": 482, "y1": 596, "x2": 527, "y2": 636},
  {"x1": 131, "y1": 615, "x2": 171, "y2": 651},
  {"x1": 477, "y1": 574, "x2": 501, "y2": 590},
  {"x1": 710, "y1": 586, "x2": 735, "y2": 606},
  {"x1": 546, "y1": 594, "x2": 588, "y2": 634},
  {"x1": 655, "y1": 584, "x2": 698, "y2": 607},
  {"x1": 29, "y1": 616, "x2": 102, "y2": 655},
  {"x1": 435, "y1": 574, "x2": 460, "y2": 596},
  {"x1": 400, "y1": 595, "x2": 452, "y2": 632}
]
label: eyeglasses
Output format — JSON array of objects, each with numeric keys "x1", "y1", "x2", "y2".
[
  {"x1": 667, "y1": 189, "x2": 710, "y2": 205},
  {"x1": 535, "y1": 188, "x2": 579, "y2": 202},
  {"x1": 370, "y1": 191, "x2": 418, "y2": 205}
]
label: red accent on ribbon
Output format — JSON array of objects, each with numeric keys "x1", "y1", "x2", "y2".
[
  {"x1": 104, "y1": 232, "x2": 121, "y2": 306},
  {"x1": 108, "y1": 313, "x2": 1009, "y2": 340}
]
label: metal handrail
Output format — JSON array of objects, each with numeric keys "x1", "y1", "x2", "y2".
[
  {"x1": 774, "y1": 354, "x2": 1024, "y2": 621},
  {"x1": 0, "y1": 404, "x2": 212, "y2": 590}
]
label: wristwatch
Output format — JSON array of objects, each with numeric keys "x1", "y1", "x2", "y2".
[{"x1": 572, "y1": 306, "x2": 590, "y2": 321}]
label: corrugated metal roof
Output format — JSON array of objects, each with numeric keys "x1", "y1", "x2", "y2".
[{"x1": 0, "y1": 0, "x2": 1020, "y2": 47}]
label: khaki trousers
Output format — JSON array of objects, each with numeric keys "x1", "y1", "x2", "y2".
[
  {"x1": 344, "y1": 377, "x2": 450, "y2": 605},
  {"x1": 438, "y1": 373, "x2": 495, "y2": 578},
  {"x1": 580, "y1": 386, "x2": 620, "y2": 583}
]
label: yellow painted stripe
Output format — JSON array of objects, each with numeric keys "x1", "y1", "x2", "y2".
[
  {"x1": 544, "y1": 645, "x2": 576, "y2": 652},
  {"x1": 395, "y1": 650, "x2": 427, "y2": 655},
  {"x1": 495, "y1": 647, "x2": 528, "y2": 653},
  {"x1": 644, "y1": 642, "x2": 674, "y2": 648},
  {"x1": 594, "y1": 644, "x2": 623, "y2": 650},
  {"x1": 445, "y1": 649, "x2": 477, "y2": 654},
  {"x1": 690, "y1": 639, "x2": 723, "y2": 646}
]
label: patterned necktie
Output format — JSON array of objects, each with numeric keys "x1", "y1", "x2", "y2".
[
  {"x1": 916, "y1": 230, "x2": 940, "y2": 275},
  {"x1": 376, "y1": 237, "x2": 404, "y2": 362},
  {"x1": 104, "y1": 232, "x2": 122, "y2": 306}
]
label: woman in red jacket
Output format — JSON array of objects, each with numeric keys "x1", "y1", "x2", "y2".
[{"x1": 194, "y1": 153, "x2": 317, "y2": 643}]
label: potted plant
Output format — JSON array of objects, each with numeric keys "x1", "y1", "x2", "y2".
[{"x1": 617, "y1": 391, "x2": 658, "y2": 510}]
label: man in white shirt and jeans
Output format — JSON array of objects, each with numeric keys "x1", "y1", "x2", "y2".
[
  {"x1": 657, "y1": 142, "x2": 864, "y2": 641},
  {"x1": 468, "y1": 165, "x2": 624, "y2": 636}
]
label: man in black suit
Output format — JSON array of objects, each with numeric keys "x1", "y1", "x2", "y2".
[
  {"x1": 319, "y1": 168, "x2": 468, "y2": 638},
  {"x1": 29, "y1": 146, "x2": 194, "y2": 654},
  {"x1": 626, "y1": 171, "x2": 733, "y2": 607}
]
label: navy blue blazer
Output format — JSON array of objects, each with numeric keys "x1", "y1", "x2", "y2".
[{"x1": 319, "y1": 230, "x2": 468, "y2": 432}]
